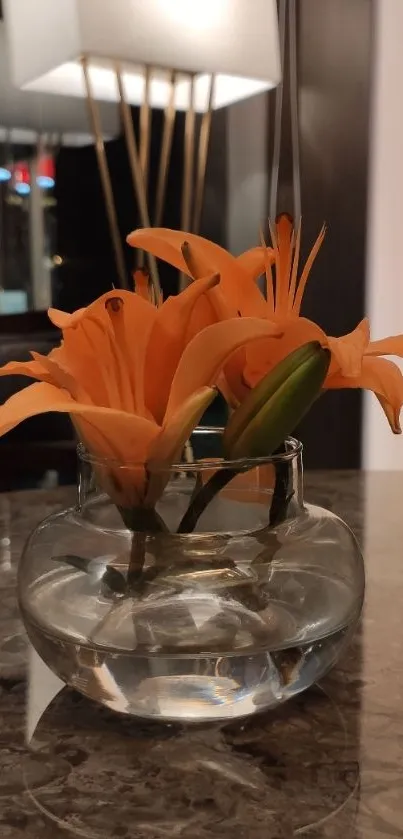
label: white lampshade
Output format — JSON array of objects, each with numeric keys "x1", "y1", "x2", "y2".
[
  {"x1": 0, "y1": 22, "x2": 119, "y2": 142},
  {"x1": 3, "y1": 0, "x2": 281, "y2": 112}
]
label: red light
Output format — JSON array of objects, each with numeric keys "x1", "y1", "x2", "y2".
[
  {"x1": 14, "y1": 162, "x2": 30, "y2": 184},
  {"x1": 13, "y1": 162, "x2": 31, "y2": 195},
  {"x1": 37, "y1": 155, "x2": 55, "y2": 189}
]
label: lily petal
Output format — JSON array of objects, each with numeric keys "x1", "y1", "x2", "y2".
[
  {"x1": 145, "y1": 274, "x2": 220, "y2": 422},
  {"x1": 183, "y1": 293, "x2": 218, "y2": 344},
  {"x1": 327, "y1": 318, "x2": 370, "y2": 377},
  {"x1": 220, "y1": 359, "x2": 250, "y2": 406},
  {"x1": 188, "y1": 284, "x2": 238, "y2": 342},
  {"x1": 51, "y1": 291, "x2": 155, "y2": 332},
  {"x1": 365, "y1": 334, "x2": 403, "y2": 358},
  {"x1": 181, "y1": 241, "x2": 211, "y2": 280},
  {"x1": 127, "y1": 227, "x2": 268, "y2": 317},
  {"x1": 165, "y1": 317, "x2": 282, "y2": 419},
  {"x1": 0, "y1": 358, "x2": 54, "y2": 384},
  {"x1": 0, "y1": 381, "x2": 159, "y2": 460},
  {"x1": 115, "y1": 293, "x2": 157, "y2": 416},
  {"x1": 48, "y1": 307, "x2": 86, "y2": 329},
  {"x1": 243, "y1": 316, "x2": 327, "y2": 389},
  {"x1": 180, "y1": 242, "x2": 237, "y2": 325},
  {"x1": 59, "y1": 316, "x2": 120, "y2": 408},
  {"x1": 146, "y1": 386, "x2": 216, "y2": 505},
  {"x1": 128, "y1": 228, "x2": 189, "y2": 274},
  {"x1": 326, "y1": 356, "x2": 403, "y2": 433},
  {"x1": 52, "y1": 292, "x2": 157, "y2": 415},
  {"x1": 236, "y1": 246, "x2": 272, "y2": 283},
  {"x1": 30, "y1": 351, "x2": 89, "y2": 401}
]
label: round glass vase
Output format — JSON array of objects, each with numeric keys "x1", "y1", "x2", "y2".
[{"x1": 19, "y1": 431, "x2": 364, "y2": 724}]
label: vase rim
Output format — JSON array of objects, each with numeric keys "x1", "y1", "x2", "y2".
[{"x1": 77, "y1": 429, "x2": 303, "y2": 472}]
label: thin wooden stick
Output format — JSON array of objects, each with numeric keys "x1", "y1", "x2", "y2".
[
  {"x1": 137, "y1": 65, "x2": 152, "y2": 268},
  {"x1": 82, "y1": 57, "x2": 128, "y2": 289},
  {"x1": 192, "y1": 74, "x2": 215, "y2": 234},
  {"x1": 179, "y1": 75, "x2": 196, "y2": 291},
  {"x1": 115, "y1": 64, "x2": 161, "y2": 299},
  {"x1": 139, "y1": 65, "x2": 152, "y2": 189},
  {"x1": 155, "y1": 70, "x2": 177, "y2": 228}
]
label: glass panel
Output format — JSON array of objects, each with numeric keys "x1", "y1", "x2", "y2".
[{"x1": 0, "y1": 134, "x2": 57, "y2": 313}]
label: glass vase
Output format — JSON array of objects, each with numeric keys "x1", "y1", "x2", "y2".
[{"x1": 19, "y1": 430, "x2": 364, "y2": 723}]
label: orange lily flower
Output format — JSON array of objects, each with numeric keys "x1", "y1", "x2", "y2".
[
  {"x1": 129, "y1": 219, "x2": 403, "y2": 433},
  {"x1": 0, "y1": 278, "x2": 281, "y2": 508},
  {"x1": 127, "y1": 229, "x2": 270, "y2": 404}
]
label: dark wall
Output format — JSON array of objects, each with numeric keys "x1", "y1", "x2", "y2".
[
  {"x1": 273, "y1": 0, "x2": 373, "y2": 468},
  {"x1": 54, "y1": 106, "x2": 227, "y2": 309}
]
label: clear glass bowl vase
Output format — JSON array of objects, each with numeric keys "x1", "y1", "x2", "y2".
[{"x1": 19, "y1": 430, "x2": 364, "y2": 723}]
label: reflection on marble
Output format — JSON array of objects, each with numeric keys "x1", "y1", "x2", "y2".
[
  {"x1": 0, "y1": 473, "x2": 403, "y2": 836},
  {"x1": 20, "y1": 682, "x2": 359, "y2": 839}
]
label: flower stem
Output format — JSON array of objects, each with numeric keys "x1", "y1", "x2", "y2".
[
  {"x1": 118, "y1": 505, "x2": 168, "y2": 533},
  {"x1": 178, "y1": 444, "x2": 293, "y2": 534},
  {"x1": 177, "y1": 468, "x2": 234, "y2": 533},
  {"x1": 127, "y1": 531, "x2": 147, "y2": 591},
  {"x1": 117, "y1": 506, "x2": 168, "y2": 592},
  {"x1": 269, "y1": 444, "x2": 292, "y2": 527}
]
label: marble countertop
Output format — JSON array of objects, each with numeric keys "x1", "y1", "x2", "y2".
[{"x1": 0, "y1": 472, "x2": 401, "y2": 838}]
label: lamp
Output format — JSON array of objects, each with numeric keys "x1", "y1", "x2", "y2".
[
  {"x1": 4, "y1": 0, "x2": 281, "y2": 291},
  {"x1": 0, "y1": 22, "x2": 119, "y2": 140},
  {"x1": 4, "y1": 0, "x2": 281, "y2": 112}
]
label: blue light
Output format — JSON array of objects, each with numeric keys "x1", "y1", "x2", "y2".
[
  {"x1": 0, "y1": 290, "x2": 28, "y2": 314},
  {"x1": 0, "y1": 167, "x2": 11, "y2": 182},
  {"x1": 15, "y1": 182, "x2": 31, "y2": 196},
  {"x1": 37, "y1": 175, "x2": 55, "y2": 189}
]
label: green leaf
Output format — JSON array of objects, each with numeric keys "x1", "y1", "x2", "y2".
[{"x1": 223, "y1": 341, "x2": 330, "y2": 459}]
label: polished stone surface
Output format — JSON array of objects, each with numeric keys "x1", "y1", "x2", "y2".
[{"x1": 0, "y1": 472, "x2": 401, "y2": 837}]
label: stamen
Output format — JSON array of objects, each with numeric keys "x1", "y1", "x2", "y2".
[
  {"x1": 259, "y1": 228, "x2": 275, "y2": 315},
  {"x1": 134, "y1": 268, "x2": 151, "y2": 302},
  {"x1": 268, "y1": 219, "x2": 280, "y2": 312},
  {"x1": 275, "y1": 215, "x2": 294, "y2": 316},
  {"x1": 288, "y1": 218, "x2": 301, "y2": 311},
  {"x1": 105, "y1": 296, "x2": 123, "y2": 313},
  {"x1": 181, "y1": 240, "x2": 209, "y2": 280},
  {"x1": 292, "y1": 223, "x2": 326, "y2": 315}
]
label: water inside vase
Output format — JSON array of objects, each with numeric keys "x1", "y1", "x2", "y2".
[{"x1": 23, "y1": 563, "x2": 359, "y2": 723}]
